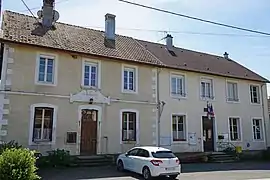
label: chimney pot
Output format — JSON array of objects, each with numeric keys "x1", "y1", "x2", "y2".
[
  {"x1": 166, "y1": 34, "x2": 173, "y2": 51},
  {"x1": 224, "y1": 52, "x2": 229, "y2": 59}
]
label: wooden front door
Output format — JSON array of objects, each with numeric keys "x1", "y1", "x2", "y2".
[
  {"x1": 202, "y1": 116, "x2": 214, "y2": 152},
  {"x1": 80, "y1": 109, "x2": 98, "y2": 155}
]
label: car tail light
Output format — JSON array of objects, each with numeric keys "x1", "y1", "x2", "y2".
[
  {"x1": 150, "y1": 159, "x2": 163, "y2": 166},
  {"x1": 176, "y1": 159, "x2": 180, "y2": 165}
]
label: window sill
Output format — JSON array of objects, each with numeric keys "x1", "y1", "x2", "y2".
[
  {"x1": 66, "y1": 142, "x2": 77, "y2": 145},
  {"x1": 30, "y1": 141, "x2": 53, "y2": 145},
  {"x1": 252, "y1": 139, "x2": 265, "y2": 142},
  {"x1": 121, "y1": 90, "x2": 138, "y2": 94},
  {"x1": 81, "y1": 85, "x2": 100, "y2": 90},
  {"x1": 229, "y1": 140, "x2": 242, "y2": 143},
  {"x1": 200, "y1": 97, "x2": 215, "y2": 101},
  {"x1": 226, "y1": 100, "x2": 240, "y2": 104},
  {"x1": 35, "y1": 81, "x2": 56, "y2": 87},
  {"x1": 172, "y1": 140, "x2": 188, "y2": 144},
  {"x1": 122, "y1": 140, "x2": 137, "y2": 144},
  {"x1": 170, "y1": 94, "x2": 187, "y2": 99},
  {"x1": 250, "y1": 102, "x2": 261, "y2": 106}
]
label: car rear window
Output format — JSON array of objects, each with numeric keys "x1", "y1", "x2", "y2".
[{"x1": 151, "y1": 151, "x2": 176, "y2": 158}]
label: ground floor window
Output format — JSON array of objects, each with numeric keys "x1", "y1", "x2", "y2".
[
  {"x1": 121, "y1": 111, "x2": 137, "y2": 142},
  {"x1": 229, "y1": 117, "x2": 241, "y2": 141},
  {"x1": 30, "y1": 103, "x2": 57, "y2": 144},
  {"x1": 252, "y1": 118, "x2": 263, "y2": 141},
  {"x1": 172, "y1": 115, "x2": 187, "y2": 141}
]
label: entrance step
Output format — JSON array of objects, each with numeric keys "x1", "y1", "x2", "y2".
[
  {"x1": 208, "y1": 152, "x2": 238, "y2": 163},
  {"x1": 71, "y1": 155, "x2": 115, "y2": 167}
]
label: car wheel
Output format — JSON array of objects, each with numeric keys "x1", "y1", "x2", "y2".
[
  {"x1": 142, "y1": 167, "x2": 152, "y2": 180},
  {"x1": 169, "y1": 175, "x2": 178, "y2": 179},
  {"x1": 117, "y1": 160, "x2": 124, "y2": 172}
]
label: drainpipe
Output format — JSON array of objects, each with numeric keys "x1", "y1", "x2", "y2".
[
  {"x1": 157, "y1": 68, "x2": 161, "y2": 147},
  {"x1": 157, "y1": 68, "x2": 166, "y2": 147},
  {"x1": 261, "y1": 84, "x2": 268, "y2": 149}
]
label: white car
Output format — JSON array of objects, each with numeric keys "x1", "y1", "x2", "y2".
[{"x1": 116, "y1": 146, "x2": 181, "y2": 179}]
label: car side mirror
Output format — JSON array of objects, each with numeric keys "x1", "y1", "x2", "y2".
[{"x1": 125, "y1": 153, "x2": 129, "y2": 157}]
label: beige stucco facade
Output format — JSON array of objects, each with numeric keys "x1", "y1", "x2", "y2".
[
  {"x1": 158, "y1": 68, "x2": 270, "y2": 152},
  {"x1": 0, "y1": 43, "x2": 269, "y2": 155},
  {"x1": 0, "y1": 44, "x2": 158, "y2": 155}
]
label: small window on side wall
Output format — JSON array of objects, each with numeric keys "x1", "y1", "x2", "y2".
[{"x1": 66, "y1": 132, "x2": 77, "y2": 144}]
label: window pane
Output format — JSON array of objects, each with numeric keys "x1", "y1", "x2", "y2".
[
  {"x1": 124, "y1": 71, "x2": 128, "y2": 90},
  {"x1": 128, "y1": 71, "x2": 134, "y2": 90},
  {"x1": 90, "y1": 66, "x2": 97, "y2": 87},
  {"x1": 171, "y1": 78, "x2": 177, "y2": 94},
  {"x1": 201, "y1": 82, "x2": 205, "y2": 97},
  {"x1": 43, "y1": 108, "x2": 53, "y2": 140},
  {"x1": 38, "y1": 58, "x2": 46, "y2": 81},
  {"x1": 84, "y1": 65, "x2": 90, "y2": 86}
]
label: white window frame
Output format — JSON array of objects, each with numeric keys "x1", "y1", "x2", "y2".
[
  {"x1": 170, "y1": 73, "x2": 187, "y2": 98},
  {"x1": 120, "y1": 109, "x2": 139, "y2": 144},
  {"x1": 226, "y1": 80, "x2": 239, "y2": 102},
  {"x1": 251, "y1": 118, "x2": 264, "y2": 142},
  {"x1": 171, "y1": 113, "x2": 188, "y2": 143},
  {"x1": 228, "y1": 117, "x2": 242, "y2": 142},
  {"x1": 81, "y1": 58, "x2": 101, "y2": 89},
  {"x1": 249, "y1": 84, "x2": 261, "y2": 105},
  {"x1": 200, "y1": 77, "x2": 214, "y2": 101},
  {"x1": 35, "y1": 53, "x2": 58, "y2": 86},
  {"x1": 29, "y1": 103, "x2": 58, "y2": 145},
  {"x1": 121, "y1": 64, "x2": 138, "y2": 94}
]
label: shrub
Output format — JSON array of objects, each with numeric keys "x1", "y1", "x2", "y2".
[
  {"x1": 45, "y1": 149, "x2": 72, "y2": 167},
  {"x1": 0, "y1": 140, "x2": 22, "y2": 154},
  {"x1": 0, "y1": 148, "x2": 40, "y2": 180}
]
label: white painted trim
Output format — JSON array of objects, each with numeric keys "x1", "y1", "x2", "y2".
[
  {"x1": 0, "y1": 44, "x2": 9, "y2": 90},
  {"x1": 170, "y1": 113, "x2": 188, "y2": 144},
  {"x1": 0, "y1": 119, "x2": 8, "y2": 125},
  {"x1": 251, "y1": 117, "x2": 265, "y2": 142},
  {"x1": 169, "y1": 72, "x2": 187, "y2": 99},
  {"x1": 3, "y1": 99, "x2": 9, "y2": 105},
  {"x1": 121, "y1": 64, "x2": 139, "y2": 94},
  {"x1": 199, "y1": 76, "x2": 215, "y2": 101},
  {"x1": 119, "y1": 109, "x2": 140, "y2": 144},
  {"x1": 0, "y1": 90, "x2": 157, "y2": 105},
  {"x1": 0, "y1": 90, "x2": 69, "y2": 98},
  {"x1": 225, "y1": 79, "x2": 240, "y2": 103},
  {"x1": 77, "y1": 105, "x2": 102, "y2": 155},
  {"x1": 29, "y1": 103, "x2": 58, "y2": 145},
  {"x1": 81, "y1": 58, "x2": 101, "y2": 89},
  {"x1": 249, "y1": 83, "x2": 262, "y2": 106},
  {"x1": 35, "y1": 52, "x2": 58, "y2": 86},
  {"x1": 227, "y1": 116, "x2": 243, "y2": 142}
]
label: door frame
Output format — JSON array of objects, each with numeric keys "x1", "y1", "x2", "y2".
[
  {"x1": 200, "y1": 115, "x2": 218, "y2": 152},
  {"x1": 77, "y1": 105, "x2": 102, "y2": 155}
]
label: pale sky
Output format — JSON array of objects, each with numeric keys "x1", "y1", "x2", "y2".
[{"x1": 3, "y1": 0, "x2": 270, "y2": 96}]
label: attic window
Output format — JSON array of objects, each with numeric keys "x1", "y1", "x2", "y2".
[
  {"x1": 184, "y1": 63, "x2": 187, "y2": 66},
  {"x1": 227, "y1": 71, "x2": 230, "y2": 74},
  {"x1": 168, "y1": 50, "x2": 177, "y2": 57},
  {"x1": 206, "y1": 67, "x2": 210, "y2": 70}
]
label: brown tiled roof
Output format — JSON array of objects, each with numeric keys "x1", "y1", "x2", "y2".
[
  {"x1": 0, "y1": 11, "x2": 162, "y2": 65},
  {"x1": 1, "y1": 11, "x2": 269, "y2": 83},
  {"x1": 138, "y1": 40, "x2": 269, "y2": 82}
]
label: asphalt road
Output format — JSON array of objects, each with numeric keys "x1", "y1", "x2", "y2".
[{"x1": 40, "y1": 162, "x2": 270, "y2": 180}]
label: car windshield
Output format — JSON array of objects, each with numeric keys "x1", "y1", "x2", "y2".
[{"x1": 151, "y1": 151, "x2": 176, "y2": 158}]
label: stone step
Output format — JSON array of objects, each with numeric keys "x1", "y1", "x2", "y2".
[{"x1": 73, "y1": 155, "x2": 114, "y2": 167}]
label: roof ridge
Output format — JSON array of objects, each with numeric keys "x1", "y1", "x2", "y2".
[{"x1": 4, "y1": 10, "x2": 140, "y2": 41}]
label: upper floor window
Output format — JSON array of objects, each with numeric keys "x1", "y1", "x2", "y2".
[
  {"x1": 227, "y1": 82, "x2": 239, "y2": 102},
  {"x1": 83, "y1": 62, "x2": 98, "y2": 88},
  {"x1": 36, "y1": 55, "x2": 57, "y2": 85},
  {"x1": 172, "y1": 115, "x2": 187, "y2": 142},
  {"x1": 200, "y1": 78, "x2": 214, "y2": 100},
  {"x1": 171, "y1": 74, "x2": 186, "y2": 97},
  {"x1": 250, "y1": 85, "x2": 260, "y2": 104},
  {"x1": 121, "y1": 111, "x2": 138, "y2": 142},
  {"x1": 229, "y1": 117, "x2": 241, "y2": 141},
  {"x1": 252, "y1": 118, "x2": 263, "y2": 141},
  {"x1": 122, "y1": 66, "x2": 137, "y2": 93}
]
